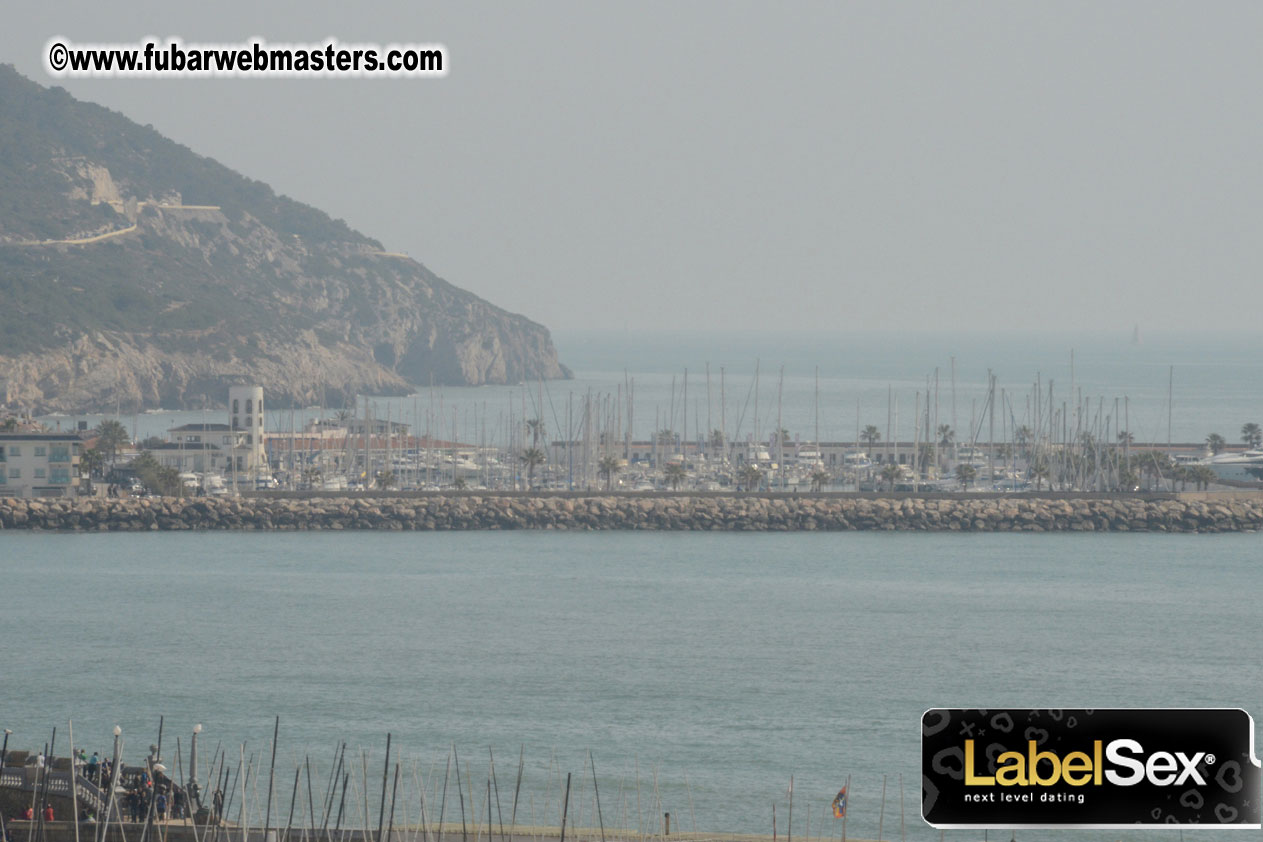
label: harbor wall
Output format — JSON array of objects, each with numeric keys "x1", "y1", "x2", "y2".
[{"x1": 2, "y1": 493, "x2": 1262, "y2": 532}]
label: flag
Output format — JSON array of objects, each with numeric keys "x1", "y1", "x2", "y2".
[{"x1": 831, "y1": 786, "x2": 847, "y2": 819}]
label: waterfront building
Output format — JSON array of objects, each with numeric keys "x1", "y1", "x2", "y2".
[
  {"x1": 148, "y1": 423, "x2": 244, "y2": 473},
  {"x1": 228, "y1": 386, "x2": 266, "y2": 476},
  {"x1": 0, "y1": 432, "x2": 82, "y2": 498}
]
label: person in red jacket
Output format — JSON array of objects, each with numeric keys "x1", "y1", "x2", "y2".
[{"x1": 42, "y1": 805, "x2": 54, "y2": 822}]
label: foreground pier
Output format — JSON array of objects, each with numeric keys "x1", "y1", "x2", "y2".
[{"x1": 1, "y1": 491, "x2": 1261, "y2": 532}]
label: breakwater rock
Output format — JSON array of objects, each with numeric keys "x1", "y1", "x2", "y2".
[{"x1": 2, "y1": 494, "x2": 1263, "y2": 532}]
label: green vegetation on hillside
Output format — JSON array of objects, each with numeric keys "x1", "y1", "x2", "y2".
[{"x1": 0, "y1": 64, "x2": 376, "y2": 246}]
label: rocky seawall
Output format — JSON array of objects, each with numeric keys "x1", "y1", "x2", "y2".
[{"x1": 3, "y1": 494, "x2": 1262, "y2": 532}]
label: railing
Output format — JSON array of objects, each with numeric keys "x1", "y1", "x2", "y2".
[{"x1": 0, "y1": 767, "x2": 107, "y2": 812}]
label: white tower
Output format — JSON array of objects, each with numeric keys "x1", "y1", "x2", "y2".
[{"x1": 228, "y1": 385, "x2": 265, "y2": 477}]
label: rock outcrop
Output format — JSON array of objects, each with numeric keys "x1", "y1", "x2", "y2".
[
  {"x1": 3, "y1": 494, "x2": 1261, "y2": 533},
  {"x1": 0, "y1": 64, "x2": 569, "y2": 413}
]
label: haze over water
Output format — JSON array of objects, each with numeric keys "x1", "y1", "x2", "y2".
[{"x1": 39, "y1": 330, "x2": 1263, "y2": 450}]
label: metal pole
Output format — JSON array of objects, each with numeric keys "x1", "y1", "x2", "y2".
[
  {"x1": 0, "y1": 730, "x2": 11, "y2": 842},
  {"x1": 558, "y1": 774, "x2": 571, "y2": 842},
  {"x1": 190, "y1": 724, "x2": 203, "y2": 811},
  {"x1": 377, "y1": 735, "x2": 391, "y2": 842},
  {"x1": 264, "y1": 716, "x2": 280, "y2": 842}
]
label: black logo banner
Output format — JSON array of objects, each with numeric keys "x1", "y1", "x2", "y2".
[{"x1": 922, "y1": 708, "x2": 1260, "y2": 828}]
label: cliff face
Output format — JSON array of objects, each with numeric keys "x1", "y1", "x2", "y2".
[{"x1": 0, "y1": 65, "x2": 569, "y2": 413}]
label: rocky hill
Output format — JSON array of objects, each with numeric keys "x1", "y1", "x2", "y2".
[{"x1": 0, "y1": 64, "x2": 569, "y2": 413}]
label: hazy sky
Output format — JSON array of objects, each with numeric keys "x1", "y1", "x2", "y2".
[{"x1": 5, "y1": 2, "x2": 1261, "y2": 335}]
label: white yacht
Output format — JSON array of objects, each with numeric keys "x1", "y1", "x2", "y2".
[{"x1": 1201, "y1": 450, "x2": 1263, "y2": 483}]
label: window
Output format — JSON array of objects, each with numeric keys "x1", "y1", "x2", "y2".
[
  {"x1": 34, "y1": 468, "x2": 46, "y2": 479},
  {"x1": 246, "y1": 434, "x2": 253, "y2": 445},
  {"x1": 0, "y1": 447, "x2": 5, "y2": 462},
  {"x1": 223, "y1": 436, "x2": 232, "y2": 445},
  {"x1": 49, "y1": 445, "x2": 70, "y2": 462},
  {"x1": 9, "y1": 468, "x2": 19, "y2": 478},
  {"x1": 245, "y1": 416, "x2": 252, "y2": 429},
  {"x1": 0, "y1": 471, "x2": 5, "y2": 484},
  {"x1": 233, "y1": 399, "x2": 239, "y2": 414},
  {"x1": 246, "y1": 398, "x2": 252, "y2": 414},
  {"x1": 50, "y1": 467, "x2": 70, "y2": 484},
  {"x1": 34, "y1": 446, "x2": 46, "y2": 457},
  {"x1": 8, "y1": 446, "x2": 19, "y2": 457},
  {"x1": 187, "y1": 435, "x2": 201, "y2": 443}
]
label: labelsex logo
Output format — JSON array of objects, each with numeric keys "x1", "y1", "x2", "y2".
[
  {"x1": 921, "y1": 708, "x2": 1261, "y2": 829},
  {"x1": 963, "y1": 738, "x2": 1209, "y2": 787}
]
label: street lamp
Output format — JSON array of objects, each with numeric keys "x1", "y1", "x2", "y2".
[{"x1": 189, "y1": 724, "x2": 203, "y2": 810}]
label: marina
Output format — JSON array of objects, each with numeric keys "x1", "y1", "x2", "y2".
[{"x1": 18, "y1": 332, "x2": 1263, "y2": 499}]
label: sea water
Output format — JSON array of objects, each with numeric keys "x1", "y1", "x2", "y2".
[{"x1": 1, "y1": 530, "x2": 1260, "y2": 842}]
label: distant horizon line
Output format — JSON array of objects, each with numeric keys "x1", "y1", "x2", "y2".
[{"x1": 552, "y1": 326, "x2": 1257, "y2": 339}]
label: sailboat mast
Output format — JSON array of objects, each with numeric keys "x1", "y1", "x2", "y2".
[{"x1": 720, "y1": 367, "x2": 726, "y2": 464}]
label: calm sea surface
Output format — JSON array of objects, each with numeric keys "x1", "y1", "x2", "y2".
[{"x1": 1, "y1": 531, "x2": 1260, "y2": 842}]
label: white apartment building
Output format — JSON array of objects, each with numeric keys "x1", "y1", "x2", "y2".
[{"x1": 0, "y1": 433, "x2": 82, "y2": 498}]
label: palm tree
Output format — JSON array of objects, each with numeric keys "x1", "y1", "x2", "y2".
[
  {"x1": 1028, "y1": 457, "x2": 1050, "y2": 491},
  {"x1": 597, "y1": 455, "x2": 622, "y2": 491},
  {"x1": 1117, "y1": 430, "x2": 1134, "y2": 446},
  {"x1": 880, "y1": 463, "x2": 902, "y2": 492},
  {"x1": 526, "y1": 418, "x2": 546, "y2": 449},
  {"x1": 452, "y1": 476, "x2": 467, "y2": 490},
  {"x1": 809, "y1": 469, "x2": 830, "y2": 492},
  {"x1": 937, "y1": 425, "x2": 955, "y2": 447},
  {"x1": 302, "y1": 466, "x2": 323, "y2": 489},
  {"x1": 664, "y1": 462, "x2": 687, "y2": 490},
  {"x1": 860, "y1": 425, "x2": 880, "y2": 458},
  {"x1": 1206, "y1": 433, "x2": 1227, "y2": 455},
  {"x1": 520, "y1": 447, "x2": 545, "y2": 489},
  {"x1": 79, "y1": 447, "x2": 103, "y2": 494},
  {"x1": 1242, "y1": 422, "x2": 1262, "y2": 449},
  {"x1": 1140, "y1": 453, "x2": 1173, "y2": 491},
  {"x1": 375, "y1": 470, "x2": 396, "y2": 490},
  {"x1": 79, "y1": 447, "x2": 104, "y2": 480},
  {"x1": 1015, "y1": 426, "x2": 1033, "y2": 459},
  {"x1": 94, "y1": 419, "x2": 130, "y2": 467},
  {"x1": 0, "y1": 417, "x2": 17, "y2": 432},
  {"x1": 333, "y1": 408, "x2": 354, "y2": 427},
  {"x1": 738, "y1": 465, "x2": 763, "y2": 492},
  {"x1": 955, "y1": 463, "x2": 976, "y2": 489},
  {"x1": 1194, "y1": 465, "x2": 1217, "y2": 491},
  {"x1": 917, "y1": 443, "x2": 935, "y2": 477}
]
